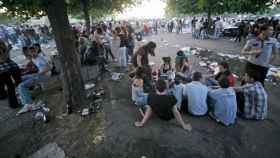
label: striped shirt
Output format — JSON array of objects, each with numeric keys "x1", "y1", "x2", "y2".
[{"x1": 0, "y1": 59, "x2": 19, "y2": 74}]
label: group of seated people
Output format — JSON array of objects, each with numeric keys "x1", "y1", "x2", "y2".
[
  {"x1": 0, "y1": 40, "x2": 51, "y2": 115},
  {"x1": 131, "y1": 55, "x2": 268, "y2": 130}
]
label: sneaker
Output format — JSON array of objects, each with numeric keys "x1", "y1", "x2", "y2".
[{"x1": 16, "y1": 104, "x2": 32, "y2": 116}]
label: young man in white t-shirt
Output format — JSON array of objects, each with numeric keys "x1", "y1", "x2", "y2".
[
  {"x1": 17, "y1": 46, "x2": 51, "y2": 115},
  {"x1": 214, "y1": 17, "x2": 223, "y2": 39}
]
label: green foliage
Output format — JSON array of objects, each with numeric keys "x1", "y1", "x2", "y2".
[
  {"x1": 68, "y1": 0, "x2": 140, "y2": 19},
  {"x1": 0, "y1": 0, "x2": 48, "y2": 20},
  {"x1": 166, "y1": 0, "x2": 275, "y2": 16},
  {"x1": 0, "y1": 0, "x2": 140, "y2": 20}
]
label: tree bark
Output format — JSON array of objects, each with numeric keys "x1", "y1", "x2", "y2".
[
  {"x1": 46, "y1": 0, "x2": 85, "y2": 112},
  {"x1": 81, "y1": 0, "x2": 91, "y2": 34},
  {"x1": 207, "y1": 7, "x2": 212, "y2": 31}
]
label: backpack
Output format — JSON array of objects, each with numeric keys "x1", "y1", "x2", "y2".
[{"x1": 84, "y1": 47, "x2": 99, "y2": 65}]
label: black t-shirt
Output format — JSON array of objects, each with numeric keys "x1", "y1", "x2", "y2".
[{"x1": 148, "y1": 93, "x2": 177, "y2": 121}]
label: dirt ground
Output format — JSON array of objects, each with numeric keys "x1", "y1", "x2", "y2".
[{"x1": 0, "y1": 33, "x2": 280, "y2": 158}]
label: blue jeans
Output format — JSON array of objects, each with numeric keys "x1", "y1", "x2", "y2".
[
  {"x1": 17, "y1": 74, "x2": 49, "y2": 105},
  {"x1": 214, "y1": 28, "x2": 221, "y2": 39},
  {"x1": 206, "y1": 78, "x2": 219, "y2": 87}
]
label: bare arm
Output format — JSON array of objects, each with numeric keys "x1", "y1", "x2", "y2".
[
  {"x1": 270, "y1": 47, "x2": 278, "y2": 64},
  {"x1": 241, "y1": 40, "x2": 261, "y2": 56},
  {"x1": 38, "y1": 64, "x2": 50, "y2": 75},
  {"x1": 172, "y1": 106, "x2": 192, "y2": 131},
  {"x1": 135, "y1": 105, "x2": 152, "y2": 127},
  {"x1": 137, "y1": 55, "x2": 142, "y2": 67}
]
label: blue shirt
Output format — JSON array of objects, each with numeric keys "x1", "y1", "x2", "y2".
[
  {"x1": 171, "y1": 84, "x2": 184, "y2": 109},
  {"x1": 208, "y1": 88, "x2": 237, "y2": 126},
  {"x1": 244, "y1": 37, "x2": 279, "y2": 67},
  {"x1": 183, "y1": 81, "x2": 208, "y2": 116}
]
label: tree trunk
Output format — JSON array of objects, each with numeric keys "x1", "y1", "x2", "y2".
[
  {"x1": 81, "y1": 0, "x2": 91, "y2": 34},
  {"x1": 46, "y1": 0, "x2": 85, "y2": 112},
  {"x1": 207, "y1": 8, "x2": 212, "y2": 31}
]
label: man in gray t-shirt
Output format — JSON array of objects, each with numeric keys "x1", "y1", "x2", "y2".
[{"x1": 241, "y1": 24, "x2": 279, "y2": 85}]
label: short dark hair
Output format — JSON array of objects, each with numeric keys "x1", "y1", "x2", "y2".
[
  {"x1": 135, "y1": 67, "x2": 144, "y2": 79},
  {"x1": 29, "y1": 46, "x2": 36, "y2": 50},
  {"x1": 146, "y1": 41, "x2": 156, "y2": 49},
  {"x1": 219, "y1": 77, "x2": 229, "y2": 88},
  {"x1": 33, "y1": 43, "x2": 41, "y2": 48},
  {"x1": 96, "y1": 27, "x2": 103, "y2": 34},
  {"x1": 218, "y1": 61, "x2": 229, "y2": 70},
  {"x1": 192, "y1": 72, "x2": 202, "y2": 81},
  {"x1": 22, "y1": 46, "x2": 28, "y2": 51},
  {"x1": 156, "y1": 79, "x2": 167, "y2": 93},
  {"x1": 145, "y1": 41, "x2": 156, "y2": 56},
  {"x1": 260, "y1": 24, "x2": 272, "y2": 33},
  {"x1": 246, "y1": 70, "x2": 260, "y2": 82}
]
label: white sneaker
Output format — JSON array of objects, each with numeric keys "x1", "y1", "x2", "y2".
[{"x1": 16, "y1": 104, "x2": 32, "y2": 116}]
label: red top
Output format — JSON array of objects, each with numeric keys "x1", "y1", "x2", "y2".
[{"x1": 227, "y1": 73, "x2": 236, "y2": 87}]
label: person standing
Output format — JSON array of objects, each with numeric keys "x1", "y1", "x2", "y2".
[
  {"x1": 241, "y1": 24, "x2": 279, "y2": 85},
  {"x1": 132, "y1": 41, "x2": 156, "y2": 92},
  {"x1": 118, "y1": 26, "x2": 129, "y2": 69},
  {"x1": 214, "y1": 17, "x2": 223, "y2": 39},
  {"x1": 0, "y1": 40, "x2": 22, "y2": 108}
]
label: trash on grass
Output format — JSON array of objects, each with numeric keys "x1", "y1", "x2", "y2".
[
  {"x1": 112, "y1": 72, "x2": 121, "y2": 81},
  {"x1": 85, "y1": 83, "x2": 95, "y2": 90}
]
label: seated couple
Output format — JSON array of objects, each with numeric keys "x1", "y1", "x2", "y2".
[{"x1": 159, "y1": 56, "x2": 191, "y2": 81}]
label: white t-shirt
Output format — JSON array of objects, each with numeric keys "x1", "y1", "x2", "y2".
[
  {"x1": 215, "y1": 21, "x2": 223, "y2": 29},
  {"x1": 32, "y1": 55, "x2": 51, "y2": 76}
]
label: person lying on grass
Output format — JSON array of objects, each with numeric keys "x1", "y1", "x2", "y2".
[{"x1": 134, "y1": 79, "x2": 192, "y2": 131}]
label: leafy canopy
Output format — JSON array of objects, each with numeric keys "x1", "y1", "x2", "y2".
[
  {"x1": 165, "y1": 0, "x2": 276, "y2": 16},
  {"x1": 0, "y1": 0, "x2": 140, "y2": 20}
]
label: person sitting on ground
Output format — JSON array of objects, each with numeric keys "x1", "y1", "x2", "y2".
[
  {"x1": 170, "y1": 79, "x2": 184, "y2": 110},
  {"x1": 21, "y1": 46, "x2": 38, "y2": 75},
  {"x1": 17, "y1": 46, "x2": 51, "y2": 114},
  {"x1": 234, "y1": 71, "x2": 268, "y2": 120},
  {"x1": 131, "y1": 67, "x2": 148, "y2": 116},
  {"x1": 206, "y1": 61, "x2": 236, "y2": 87},
  {"x1": 159, "y1": 57, "x2": 173, "y2": 80},
  {"x1": 134, "y1": 79, "x2": 192, "y2": 131},
  {"x1": 0, "y1": 40, "x2": 22, "y2": 108},
  {"x1": 176, "y1": 57, "x2": 192, "y2": 81},
  {"x1": 208, "y1": 77, "x2": 237, "y2": 126},
  {"x1": 183, "y1": 72, "x2": 208, "y2": 116},
  {"x1": 160, "y1": 57, "x2": 172, "y2": 75}
]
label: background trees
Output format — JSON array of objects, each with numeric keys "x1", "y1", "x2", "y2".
[{"x1": 165, "y1": 0, "x2": 276, "y2": 18}]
